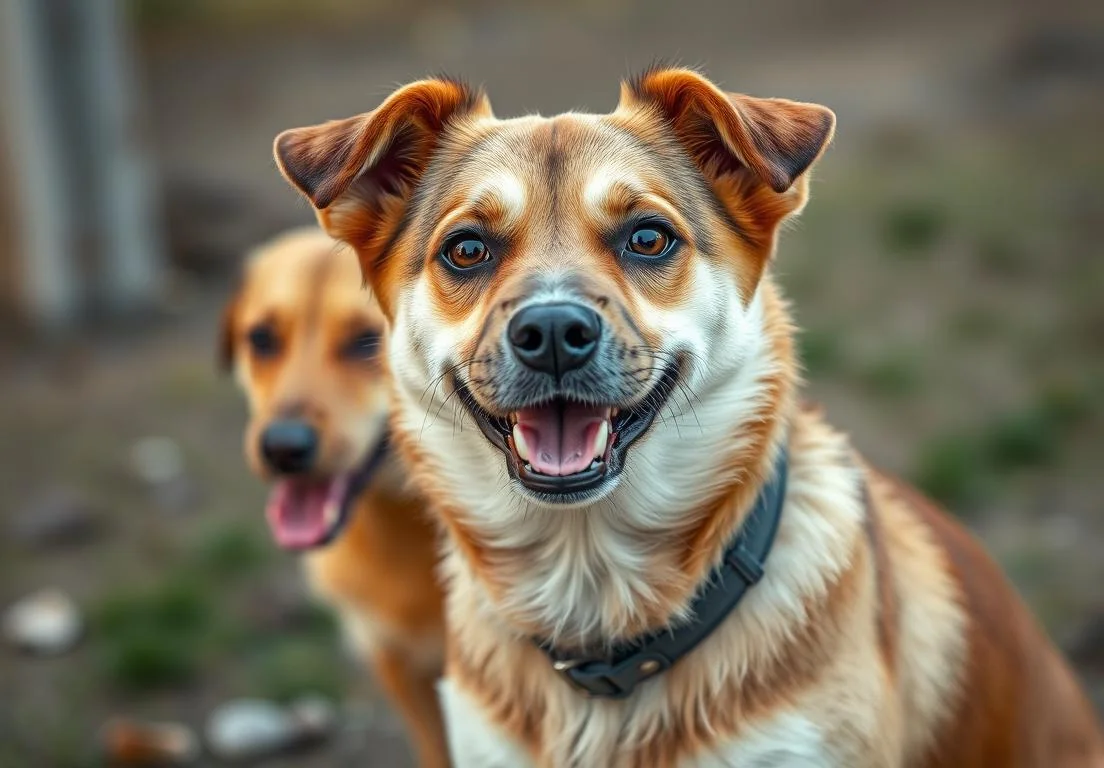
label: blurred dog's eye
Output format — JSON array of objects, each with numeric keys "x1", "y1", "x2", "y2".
[
  {"x1": 441, "y1": 233, "x2": 491, "y2": 271},
  {"x1": 625, "y1": 225, "x2": 674, "y2": 258},
  {"x1": 343, "y1": 330, "x2": 380, "y2": 360},
  {"x1": 247, "y1": 325, "x2": 279, "y2": 357}
]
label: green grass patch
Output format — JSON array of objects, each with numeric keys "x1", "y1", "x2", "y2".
[
  {"x1": 913, "y1": 433, "x2": 989, "y2": 510},
  {"x1": 798, "y1": 328, "x2": 845, "y2": 378},
  {"x1": 879, "y1": 199, "x2": 946, "y2": 256},
  {"x1": 914, "y1": 384, "x2": 1092, "y2": 511},
  {"x1": 91, "y1": 573, "x2": 212, "y2": 691},
  {"x1": 247, "y1": 637, "x2": 346, "y2": 703},
  {"x1": 190, "y1": 520, "x2": 271, "y2": 580},
  {"x1": 983, "y1": 408, "x2": 1061, "y2": 471},
  {"x1": 858, "y1": 352, "x2": 923, "y2": 398}
]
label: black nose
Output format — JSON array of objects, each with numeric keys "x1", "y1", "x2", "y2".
[
  {"x1": 507, "y1": 302, "x2": 601, "y2": 379},
  {"x1": 261, "y1": 420, "x2": 318, "y2": 475}
]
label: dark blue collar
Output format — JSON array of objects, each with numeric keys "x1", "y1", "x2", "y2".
[{"x1": 537, "y1": 448, "x2": 789, "y2": 698}]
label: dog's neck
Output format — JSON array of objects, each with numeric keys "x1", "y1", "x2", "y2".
[{"x1": 398, "y1": 278, "x2": 812, "y2": 649}]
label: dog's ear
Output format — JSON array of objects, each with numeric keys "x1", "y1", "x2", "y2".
[
  {"x1": 274, "y1": 79, "x2": 492, "y2": 290},
  {"x1": 620, "y1": 67, "x2": 834, "y2": 234},
  {"x1": 217, "y1": 283, "x2": 240, "y2": 373}
]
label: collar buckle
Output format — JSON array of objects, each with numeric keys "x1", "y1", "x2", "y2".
[{"x1": 552, "y1": 654, "x2": 669, "y2": 699}]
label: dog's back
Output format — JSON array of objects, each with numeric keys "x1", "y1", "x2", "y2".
[{"x1": 873, "y1": 471, "x2": 1102, "y2": 766}]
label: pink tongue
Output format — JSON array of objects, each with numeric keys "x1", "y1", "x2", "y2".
[
  {"x1": 264, "y1": 476, "x2": 346, "y2": 550},
  {"x1": 516, "y1": 402, "x2": 606, "y2": 477}
]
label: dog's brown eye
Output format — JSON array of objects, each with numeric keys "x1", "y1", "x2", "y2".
[
  {"x1": 442, "y1": 235, "x2": 490, "y2": 270},
  {"x1": 247, "y1": 325, "x2": 279, "y2": 358},
  {"x1": 626, "y1": 226, "x2": 673, "y2": 258}
]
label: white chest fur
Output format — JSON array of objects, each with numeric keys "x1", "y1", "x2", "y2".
[
  {"x1": 690, "y1": 714, "x2": 831, "y2": 767},
  {"x1": 439, "y1": 675, "x2": 833, "y2": 768},
  {"x1": 438, "y1": 677, "x2": 534, "y2": 767}
]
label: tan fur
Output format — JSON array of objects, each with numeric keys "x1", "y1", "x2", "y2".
[
  {"x1": 274, "y1": 69, "x2": 1103, "y2": 766},
  {"x1": 221, "y1": 228, "x2": 449, "y2": 768}
]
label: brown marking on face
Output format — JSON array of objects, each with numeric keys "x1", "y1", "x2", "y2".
[{"x1": 220, "y1": 229, "x2": 388, "y2": 478}]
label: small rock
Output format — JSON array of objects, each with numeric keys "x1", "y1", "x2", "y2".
[
  {"x1": 204, "y1": 699, "x2": 296, "y2": 762},
  {"x1": 289, "y1": 695, "x2": 339, "y2": 740},
  {"x1": 130, "y1": 437, "x2": 185, "y2": 487},
  {"x1": 102, "y1": 718, "x2": 199, "y2": 766},
  {"x1": 2, "y1": 588, "x2": 83, "y2": 655},
  {"x1": 8, "y1": 488, "x2": 103, "y2": 550}
]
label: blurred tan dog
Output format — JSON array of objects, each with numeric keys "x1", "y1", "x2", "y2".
[
  {"x1": 273, "y1": 69, "x2": 1103, "y2": 767},
  {"x1": 219, "y1": 228, "x2": 449, "y2": 768}
]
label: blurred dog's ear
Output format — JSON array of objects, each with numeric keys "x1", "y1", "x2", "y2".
[
  {"x1": 273, "y1": 78, "x2": 492, "y2": 295},
  {"x1": 217, "y1": 283, "x2": 241, "y2": 373},
  {"x1": 620, "y1": 67, "x2": 834, "y2": 239}
]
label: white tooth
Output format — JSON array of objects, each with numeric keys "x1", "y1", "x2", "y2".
[
  {"x1": 324, "y1": 500, "x2": 338, "y2": 526},
  {"x1": 593, "y1": 420, "x2": 609, "y2": 459},
  {"x1": 512, "y1": 423, "x2": 530, "y2": 462}
]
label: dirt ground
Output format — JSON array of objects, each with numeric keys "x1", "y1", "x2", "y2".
[{"x1": 2, "y1": 1, "x2": 1103, "y2": 765}]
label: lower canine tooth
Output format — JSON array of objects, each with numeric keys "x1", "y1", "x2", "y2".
[
  {"x1": 512, "y1": 424, "x2": 530, "y2": 462},
  {"x1": 594, "y1": 420, "x2": 609, "y2": 459}
]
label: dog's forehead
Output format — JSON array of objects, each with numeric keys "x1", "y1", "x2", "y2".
[
  {"x1": 243, "y1": 237, "x2": 380, "y2": 324},
  {"x1": 430, "y1": 112, "x2": 688, "y2": 218}
]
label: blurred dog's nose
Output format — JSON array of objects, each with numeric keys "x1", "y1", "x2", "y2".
[
  {"x1": 261, "y1": 420, "x2": 318, "y2": 475},
  {"x1": 508, "y1": 302, "x2": 601, "y2": 379}
]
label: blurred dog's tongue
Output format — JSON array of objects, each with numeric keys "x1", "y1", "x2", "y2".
[
  {"x1": 264, "y1": 476, "x2": 347, "y2": 549},
  {"x1": 516, "y1": 402, "x2": 607, "y2": 476}
]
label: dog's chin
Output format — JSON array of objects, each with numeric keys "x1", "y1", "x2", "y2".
[
  {"x1": 454, "y1": 361, "x2": 681, "y2": 506},
  {"x1": 263, "y1": 439, "x2": 384, "y2": 551}
]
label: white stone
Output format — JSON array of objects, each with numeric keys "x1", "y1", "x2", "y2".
[
  {"x1": 289, "y1": 694, "x2": 339, "y2": 738},
  {"x1": 2, "y1": 588, "x2": 82, "y2": 655},
  {"x1": 204, "y1": 699, "x2": 296, "y2": 761},
  {"x1": 130, "y1": 436, "x2": 184, "y2": 486}
]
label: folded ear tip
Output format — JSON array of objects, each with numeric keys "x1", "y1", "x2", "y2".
[
  {"x1": 272, "y1": 126, "x2": 342, "y2": 209},
  {"x1": 815, "y1": 105, "x2": 837, "y2": 143},
  {"x1": 273, "y1": 127, "x2": 309, "y2": 192}
]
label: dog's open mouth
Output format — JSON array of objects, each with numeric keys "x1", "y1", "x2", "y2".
[
  {"x1": 263, "y1": 443, "x2": 385, "y2": 550},
  {"x1": 459, "y1": 361, "x2": 681, "y2": 499},
  {"x1": 265, "y1": 474, "x2": 350, "y2": 550}
]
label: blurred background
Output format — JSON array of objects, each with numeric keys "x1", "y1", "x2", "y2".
[{"x1": 1, "y1": 0, "x2": 1102, "y2": 765}]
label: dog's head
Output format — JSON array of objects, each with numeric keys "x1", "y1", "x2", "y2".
[
  {"x1": 220, "y1": 228, "x2": 390, "y2": 549},
  {"x1": 274, "y1": 70, "x2": 831, "y2": 513}
]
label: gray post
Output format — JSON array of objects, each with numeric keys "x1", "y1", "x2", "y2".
[
  {"x1": 0, "y1": 0, "x2": 164, "y2": 332},
  {"x1": 75, "y1": 0, "x2": 164, "y2": 315},
  {"x1": 0, "y1": 0, "x2": 80, "y2": 330}
]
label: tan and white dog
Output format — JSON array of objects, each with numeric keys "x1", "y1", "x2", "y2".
[
  {"x1": 272, "y1": 69, "x2": 1103, "y2": 767},
  {"x1": 219, "y1": 229, "x2": 449, "y2": 768}
]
